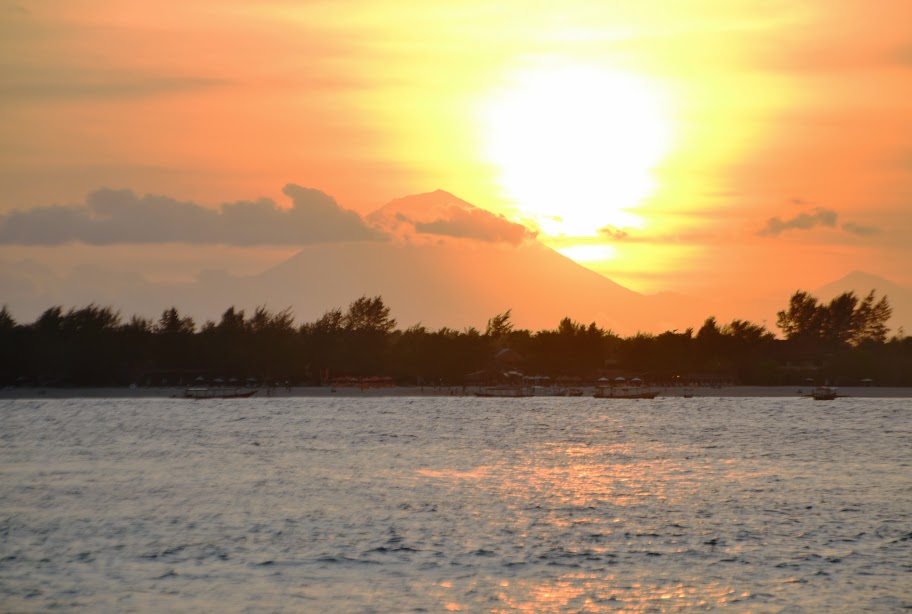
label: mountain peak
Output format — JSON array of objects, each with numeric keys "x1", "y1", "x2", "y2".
[
  {"x1": 365, "y1": 190, "x2": 533, "y2": 246},
  {"x1": 816, "y1": 271, "x2": 903, "y2": 296},
  {"x1": 367, "y1": 189, "x2": 477, "y2": 221}
]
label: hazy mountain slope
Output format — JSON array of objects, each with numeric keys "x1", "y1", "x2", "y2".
[
  {"x1": 242, "y1": 240, "x2": 659, "y2": 333},
  {"x1": 0, "y1": 189, "x2": 725, "y2": 334},
  {"x1": 815, "y1": 271, "x2": 912, "y2": 335}
]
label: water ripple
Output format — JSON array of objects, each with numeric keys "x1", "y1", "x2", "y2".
[{"x1": 1, "y1": 396, "x2": 910, "y2": 611}]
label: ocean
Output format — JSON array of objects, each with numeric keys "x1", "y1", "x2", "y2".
[{"x1": 1, "y1": 395, "x2": 910, "y2": 612}]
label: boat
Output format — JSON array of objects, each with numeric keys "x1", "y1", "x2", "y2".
[
  {"x1": 540, "y1": 387, "x2": 584, "y2": 397},
  {"x1": 182, "y1": 387, "x2": 258, "y2": 400},
  {"x1": 594, "y1": 384, "x2": 660, "y2": 399},
  {"x1": 810, "y1": 385, "x2": 839, "y2": 400},
  {"x1": 474, "y1": 386, "x2": 531, "y2": 398}
]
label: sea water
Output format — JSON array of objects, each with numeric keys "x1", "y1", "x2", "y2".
[{"x1": 1, "y1": 396, "x2": 909, "y2": 612}]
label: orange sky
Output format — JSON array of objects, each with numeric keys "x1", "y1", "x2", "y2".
[{"x1": 2, "y1": 0, "x2": 911, "y2": 311}]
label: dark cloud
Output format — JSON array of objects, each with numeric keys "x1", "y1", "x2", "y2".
[
  {"x1": 598, "y1": 225, "x2": 629, "y2": 240},
  {"x1": 412, "y1": 206, "x2": 535, "y2": 245},
  {"x1": 842, "y1": 222, "x2": 880, "y2": 236},
  {"x1": 0, "y1": 185, "x2": 385, "y2": 245},
  {"x1": 758, "y1": 207, "x2": 838, "y2": 236}
]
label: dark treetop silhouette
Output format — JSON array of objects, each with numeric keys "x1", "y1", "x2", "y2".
[{"x1": 2, "y1": 290, "x2": 908, "y2": 388}]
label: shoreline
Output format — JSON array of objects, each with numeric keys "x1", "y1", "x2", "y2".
[{"x1": 3, "y1": 385, "x2": 912, "y2": 400}]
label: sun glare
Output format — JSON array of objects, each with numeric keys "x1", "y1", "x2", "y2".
[
  {"x1": 556, "y1": 244, "x2": 619, "y2": 264},
  {"x1": 481, "y1": 64, "x2": 672, "y2": 237}
]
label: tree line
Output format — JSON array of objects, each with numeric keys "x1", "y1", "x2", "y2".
[{"x1": 1, "y1": 290, "x2": 910, "y2": 388}]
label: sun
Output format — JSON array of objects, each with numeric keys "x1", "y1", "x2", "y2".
[{"x1": 480, "y1": 63, "x2": 673, "y2": 237}]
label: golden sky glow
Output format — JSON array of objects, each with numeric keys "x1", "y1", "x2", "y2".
[{"x1": 1, "y1": 0, "x2": 911, "y2": 321}]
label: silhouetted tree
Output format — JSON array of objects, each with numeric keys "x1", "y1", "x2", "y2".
[
  {"x1": 35, "y1": 306, "x2": 65, "y2": 336},
  {"x1": 821, "y1": 292, "x2": 859, "y2": 349},
  {"x1": 485, "y1": 310, "x2": 513, "y2": 338},
  {"x1": 852, "y1": 290, "x2": 892, "y2": 345},
  {"x1": 719, "y1": 319, "x2": 776, "y2": 384},
  {"x1": 63, "y1": 305, "x2": 122, "y2": 384},
  {"x1": 247, "y1": 306, "x2": 297, "y2": 382},
  {"x1": 156, "y1": 307, "x2": 196, "y2": 335},
  {"x1": 119, "y1": 315, "x2": 154, "y2": 383},
  {"x1": 695, "y1": 316, "x2": 726, "y2": 374},
  {"x1": 777, "y1": 291, "x2": 824, "y2": 343},
  {"x1": 300, "y1": 307, "x2": 346, "y2": 382},
  {"x1": 777, "y1": 289, "x2": 892, "y2": 350},
  {"x1": 4, "y1": 290, "x2": 910, "y2": 388},
  {"x1": 0, "y1": 306, "x2": 14, "y2": 331},
  {"x1": 696, "y1": 316, "x2": 722, "y2": 344},
  {"x1": 529, "y1": 317, "x2": 611, "y2": 376},
  {"x1": 303, "y1": 307, "x2": 344, "y2": 335},
  {"x1": 217, "y1": 306, "x2": 248, "y2": 335},
  {"x1": 153, "y1": 307, "x2": 198, "y2": 380},
  {"x1": 344, "y1": 296, "x2": 396, "y2": 333},
  {"x1": 720, "y1": 319, "x2": 773, "y2": 344},
  {"x1": 198, "y1": 307, "x2": 249, "y2": 379},
  {"x1": 0, "y1": 306, "x2": 19, "y2": 385},
  {"x1": 314, "y1": 296, "x2": 398, "y2": 376},
  {"x1": 122, "y1": 315, "x2": 153, "y2": 334}
]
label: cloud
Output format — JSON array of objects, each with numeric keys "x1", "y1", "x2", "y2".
[
  {"x1": 412, "y1": 206, "x2": 535, "y2": 245},
  {"x1": 598, "y1": 225, "x2": 629, "y2": 240},
  {"x1": 758, "y1": 207, "x2": 838, "y2": 236},
  {"x1": 365, "y1": 190, "x2": 536, "y2": 246},
  {"x1": 0, "y1": 185, "x2": 385, "y2": 245},
  {"x1": 842, "y1": 222, "x2": 880, "y2": 236}
]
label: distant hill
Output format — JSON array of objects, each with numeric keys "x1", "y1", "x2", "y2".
[
  {"x1": 0, "y1": 191, "x2": 711, "y2": 334},
  {"x1": 222, "y1": 239, "x2": 710, "y2": 334},
  {"x1": 184, "y1": 188, "x2": 707, "y2": 334},
  {"x1": 211, "y1": 190, "x2": 710, "y2": 333},
  {"x1": 6, "y1": 189, "x2": 906, "y2": 337},
  {"x1": 815, "y1": 271, "x2": 912, "y2": 336}
]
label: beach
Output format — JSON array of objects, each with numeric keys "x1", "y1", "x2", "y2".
[{"x1": 3, "y1": 384, "x2": 911, "y2": 400}]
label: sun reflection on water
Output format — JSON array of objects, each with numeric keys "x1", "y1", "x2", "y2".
[
  {"x1": 499, "y1": 442, "x2": 682, "y2": 509},
  {"x1": 418, "y1": 436, "x2": 758, "y2": 612},
  {"x1": 488, "y1": 575, "x2": 745, "y2": 613}
]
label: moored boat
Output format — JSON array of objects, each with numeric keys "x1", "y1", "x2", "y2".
[
  {"x1": 594, "y1": 385, "x2": 660, "y2": 399},
  {"x1": 182, "y1": 387, "x2": 258, "y2": 400},
  {"x1": 474, "y1": 386, "x2": 530, "y2": 398},
  {"x1": 810, "y1": 385, "x2": 839, "y2": 400}
]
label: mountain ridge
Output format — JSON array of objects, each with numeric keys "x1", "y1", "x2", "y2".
[{"x1": 1, "y1": 189, "x2": 908, "y2": 336}]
